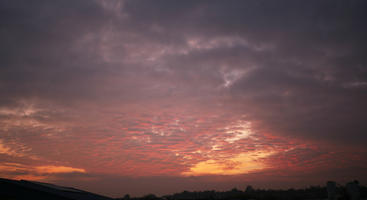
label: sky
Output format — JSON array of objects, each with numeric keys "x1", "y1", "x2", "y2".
[{"x1": 1, "y1": 0, "x2": 367, "y2": 197}]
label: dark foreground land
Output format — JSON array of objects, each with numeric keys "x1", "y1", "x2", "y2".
[
  {"x1": 0, "y1": 178, "x2": 112, "y2": 200},
  {"x1": 1, "y1": 178, "x2": 366, "y2": 200}
]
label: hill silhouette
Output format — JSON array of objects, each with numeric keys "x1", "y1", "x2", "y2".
[{"x1": 0, "y1": 178, "x2": 113, "y2": 200}]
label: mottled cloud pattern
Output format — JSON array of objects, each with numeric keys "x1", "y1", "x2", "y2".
[{"x1": 1, "y1": 0, "x2": 367, "y2": 197}]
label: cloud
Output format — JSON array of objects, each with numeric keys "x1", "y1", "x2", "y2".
[
  {"x1": 0, "y1": 139, "x2": 32, "y2": 158},
  {"x1": 35, "y1": 166, "x2": 86, "y2": 174},
  {"x1": 0, "y1": 140, "x2": 16, "y2": 156},
  {"x1": 0, "y1": 162, "x2": 85, "y2": 181},
  {"x1": 183, "y1": 150, "x2": 275, "y2": 176},
  {"x1": 0, "y1": 0, "x2": 367, "y2": 196}
]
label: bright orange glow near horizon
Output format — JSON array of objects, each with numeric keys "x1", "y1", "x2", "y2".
[{"x1": 183, "y1": 150, "x2": 275, "y2": 176}]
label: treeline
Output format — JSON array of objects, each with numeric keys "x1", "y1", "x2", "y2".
[{"x1": 118, "y1": 181, "x2": 367, "y2": 200}]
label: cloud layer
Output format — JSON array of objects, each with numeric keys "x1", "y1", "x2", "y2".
[{"x1": 1, "y1": 0, "x2": 367, "y2": 197}]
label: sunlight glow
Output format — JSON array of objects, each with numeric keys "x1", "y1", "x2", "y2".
[{"x1": 182, "y1": 150, "x2": 275, "y2": 176}]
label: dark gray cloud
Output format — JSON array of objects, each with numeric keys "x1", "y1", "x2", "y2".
[
  {"x1": 112, "y1": 0, "x2": 367, "y2": 144},
  {"x1": 0, "y1": 0, "x2": 112, "y2": 105},
  {"x1": 1, "y1": 0, "x2": 366, "y2": 147}
]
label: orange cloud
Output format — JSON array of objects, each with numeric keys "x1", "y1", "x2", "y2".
[
  {"x1": 0, "y1": 141, "x2": 13, "y2": 155},
  {"x1": 0, "y1": 162, "x2": 86, "y2": 181},
  {"x1": 183, "y1": 150, "x2": 275, "y2": 176},
  {"x1": 35, "y1": 165, "x2": 86, "y2": 174}
]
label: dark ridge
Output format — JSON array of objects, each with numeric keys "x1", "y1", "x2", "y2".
[{"x1": 0, "y1": 178, "x2": 113, "y2": 200}]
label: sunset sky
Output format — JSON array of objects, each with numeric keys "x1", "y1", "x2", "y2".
[{"x1": 1, "y1": 0, "x2": 367, "y2": 197}]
